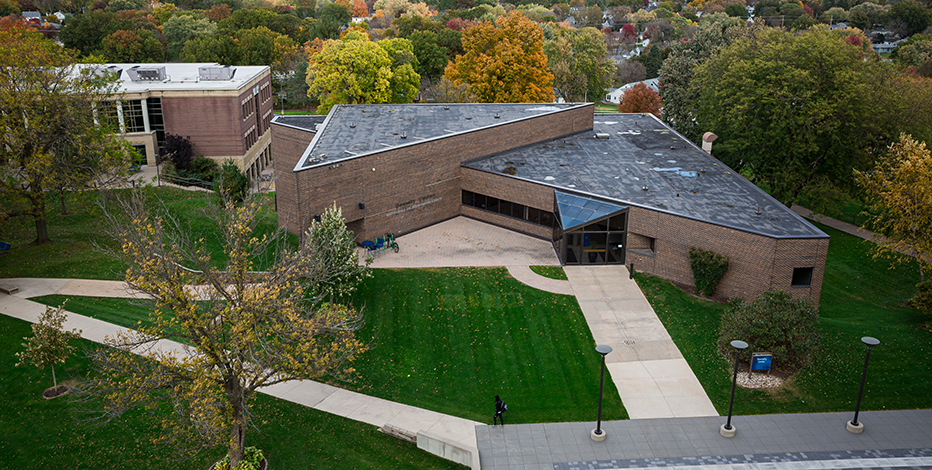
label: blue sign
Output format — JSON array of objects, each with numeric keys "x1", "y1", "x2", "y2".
[{"x1": 751, "y1": 352, "x2": 772, "y2": 371}]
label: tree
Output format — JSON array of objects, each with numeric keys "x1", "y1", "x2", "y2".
[
  {"x1": 214, "y1": 159, "x2": 249, "y2": 201},
  {"x1": 307, "y1": 30, "x2": 420, "y2": 113},
  {"x1": 615, "y1": 59, "x2": 646, "y2": 84},
  {"x1": 16, "y1": 304, "x2": 82, "y2": 390},
  {"x1": 617, "y1": 82, "x2": 661, "y2": 117},
  {"x1": 887, "y1": 0, "x2": 929, "y2": 37},
  {"x1": 690, "y1": 28, "x2": 884, "y2": 205},
  {"x1": 304, "y1": 2, "x2": 351, "y2": 39},
  {"x1": 181, "y1": 34, "x2": 241, "y2": 64},
  {"x1": 444, "y1": 11, "x2": 554, "y2": 103},
  {"x1": 163, "y1": 15, "x2": 217, "y2": 60},
  {"x1": 419, "y1": 76, "x2": 476, "y2": 102},
  {"x1": 718, "y1": 290, "x2": 820, "y2": 371},
  {"x1": 106, "y1": 0, "x2": 146, "y2": 12},
  {"x1": 408, "y1": 30, "x2": 449, "y2": 80},
  {"x1": 101, "y1": 29, "x2": 166, "y2": 63},
  {"x1": 235, "y1": 26, "x2": 297, "y2": 69},
  {"x1": 85, "y1": 198, "x2": 369, "y2": 467},
  {"x1": 544, "y1": 26, "x2": 614, "y2": 102},
  {"x1": 60, "y1": 10, "x2": 139, "y2": 56},
  {"x1": 0, "y1": 27, "x2": 130, "y2": 244},
  {"x1": 725, "y1": 3, "x2": 746, "y2": 17},
  {"x1": 163, "y1": 134, "x2": 195, "y2": 171},
  {"x1": 856, "y1": 134, "x2": 932, "y2": 282}
]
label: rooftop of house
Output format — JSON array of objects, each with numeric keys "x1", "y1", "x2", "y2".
[
  {"x1": 81, "y1": 63, "x2": 269, "y2": 93},
  {"x1": 282, "y1": 104, "x2": 825, "y2": 239},
  {"x1": 464, "y1": 114, "x2": 825, "y2": 238},
  {"x1": 292, "y1": 103, "x2": 584, "y2": 170}
]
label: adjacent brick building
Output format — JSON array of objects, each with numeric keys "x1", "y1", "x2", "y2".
[
  {"x1": 87, "y1": 63, "x2": 274, "y2": 182},
  {"x1": 272, "y1": 103, "x2": 829, "y2": 304}
]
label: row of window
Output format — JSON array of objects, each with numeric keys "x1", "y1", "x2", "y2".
[
  {"x1": 461, "y1": 190, "x2": 555, "y2": 228},
  {"x1": 260, "y1": 83, "x2": 271, "y2": 103},
  {"x1": 242, "y1": 97, "x2": 255, "y2": 120},
  {"x1": 244, "y1": 126, "x2": 258, "y2": 149},
  {"x1": 259, "y1": 110, "x2": 272, "y2": 135}
]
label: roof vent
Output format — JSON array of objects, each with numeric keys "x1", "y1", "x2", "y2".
[
  {"x1": 595, "y1": 133, "x2": 610, "y2": 139},
  {"x1": 755, "y1": 206, "x2": 762, "y2": 215},
  {"x1": 350, "y1": 122, "x2": 356, "y2": 128},
  {"x1": 702, "y1": 132, "x2": 718, "y2": 154},
  {"x1": 444, "y1": 105, "x2": 449, "y2": 110},
  {"x1": 91, "y1": 65, "x2": 122, "y2": 79},
  {"x1": 642, "y1": 185, "x2": 649, "y2": 191},
  {"x1": 495, "y1": 112, "x2": 500, "y2": 118},
  {"x1": 126, "y1": 65, "x2": 167, "y2": 82},
  {"x1": 198, "y1": 65, "x2": 236, "y2": 81}
]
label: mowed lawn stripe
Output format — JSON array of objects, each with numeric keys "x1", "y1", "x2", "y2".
[{"x1": 349, "y1": 267, "x2": 626, "y2": 424}]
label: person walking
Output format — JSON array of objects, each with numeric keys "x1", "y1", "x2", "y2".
[{"x1": 494, "y1": 395, "x2": 507, "y2": 426}]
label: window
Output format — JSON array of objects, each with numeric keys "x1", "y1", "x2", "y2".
[
  {"x1": 146, "y1": 98, "x2": 165, "y2": 153},
  {"x1": 792, "y1": 267, "x2": 814, "y2": 287},
  {"x1": 123, "y1": 100, "x2": 145, "y2": 133},
  {"x1": 461, "y1": 190, "x2": 554, "y2": 228},
  {"x1": 242, "y1": 97, "x2": 255, "y2": 120}
]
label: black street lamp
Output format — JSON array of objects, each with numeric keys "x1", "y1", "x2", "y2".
[
  {"x1": 591, "y1": 344, "x2": 613, "y2": 442},
  {"x1": 847, "y1": 336, "x2": 880, "y2": 434},
  {"x1": 155, "y1": 154, "x2": 161, "y2": 187},
  {"x1": 721, "y1": 340, "x2": 748, "y2": 437}
]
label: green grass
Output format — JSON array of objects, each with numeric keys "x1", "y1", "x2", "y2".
[
  {"x1": 637, "y1": 221, "x2": 932, "y2": 415},
  {"x1": 29, "y1": 268, "x2": 627, "y2": 425},
  {"x1": 0, "y1": 314, "x2": 464, "y2": 469},
  {"x1": 347, "y1": 267, "x2": 626, "y2": 424},
  {"x1": 529, "y1": 265, "x2": 568, "y2": 280},
  {"x1": 594, "y1": 102, "x2": 617, "y2": 113},
  {"x1": 0, "y1": 188, "x2": 292, "y2": 280}
]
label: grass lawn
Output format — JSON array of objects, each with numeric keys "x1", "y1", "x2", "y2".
[
  {"x1": 0, "y1": 314, "x2": 464, "y2": 470},
  {"x1": 346, "y1": 267, "x2": 625, "y2": 424},
  {"x1": 29, "y1": 268, "x2": 627, "y2": 425},
  {"x1": 637, "y1": 221, "x2": 932, "y2": 415},
  {"x1": 593, "y1": 102, "x2": 617, "y2": 113},
  {"x1": 0, "y1": 188, "x2": 290, "y2": 280},
  {"x1": 529, "y1": 265, "x2": 568, "y2": 280}
]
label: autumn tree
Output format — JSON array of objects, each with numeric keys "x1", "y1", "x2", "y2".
[
  {"x1": 617, "y1": 83, "x2": 661, "y2": 117},
  {"x1": 306, "y1": 29, "x2": 420, "y2": 113},
  {"x1": 83, "y1": 198, "x2": 369, "y2": 467},
  {"x1": 444, "y1": 11, "x2": 554, "y2": 103},
  {"x1": 0, "y1": 27, "x2": 130, "y2": 244},
  {"x1": 163, "y1": 15, "x2": 217, "y2": 60},
  {"x1": 659, "y1": 15, "x2": 757, "y2": 142},
  {"x1": 101, "y1": 29, "x2": 165, "y2": 63},
  {"x1": 856, "y1": 134, "x2": 932, "y2": 282},
  {"x1": 690, "y1": 28, "x2": 886, "y2": 205},
  {"x1": 544, "y1": 26, "x2": 615, "y2": 102},
  {"x1": 16, "y1": 304, "x2": 82, "y2": 390}
]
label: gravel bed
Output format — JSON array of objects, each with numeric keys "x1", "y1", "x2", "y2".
[{"x1": 736, "y1": 371, "x2": 784, "y2": 389}]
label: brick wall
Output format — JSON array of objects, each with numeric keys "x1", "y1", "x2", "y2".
[
  {"x1": 271, "y1": 122, "x2": 316, "y2": 236},
  {"x1": 461, "y1": 167, "x2": 556, "y2": 240},
  {"x1": 285, "y1": 106, "x2": 592, "y2": 242},
  {"x1": 625, "y1": 205, "x2": 828, "y2": 305}
]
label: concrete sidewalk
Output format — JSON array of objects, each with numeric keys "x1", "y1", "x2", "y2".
[
  {"x1": 565, "y1": 266, "x2": 718, "y2": 420},
  {"x1": 477, "y1": 410, "x2": 932, "y2": 470},
  {"x1": 0, "y1": 279, "x2": 481, "y2": 466}
]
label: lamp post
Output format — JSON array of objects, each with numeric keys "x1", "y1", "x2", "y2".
[
  {"x1": 847, "y1": 336, "x2": 880, "y2": 434},
  {"x1": 155, "y1": 154, "x2": 161, "y2": 187},
  {"x1": 591, "y1": 344, "x2": 613, "y2": 442},
  {"x1": 721, "y1": 340, "x2": 748, "y2": 437}
]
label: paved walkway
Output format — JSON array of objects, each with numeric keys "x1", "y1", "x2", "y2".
[
  {"x1": 791, "y1": 205, "x2": 878, "y2": 242},
  {"x1": 565, "y1": 266, "x2": 718, "y2": 420},
  {"x1": 505, "y1": 266, "x2": 574, "y2": 296},
  {"x1": 477, "y1": 410, "x2": 932, "y2": 470},
  {"x1": 363, "y1": 217, "x2": 561, "y2": 268},
  {"x1": 0, "y1": 279, "x2": 481, "y2": 458}
]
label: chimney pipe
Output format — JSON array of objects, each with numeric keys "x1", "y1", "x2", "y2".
[{"x1": 702, "y1": 132, "x2": 718, "y2": 154}]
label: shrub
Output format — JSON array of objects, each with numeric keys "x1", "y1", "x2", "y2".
[
  {"x1": 214, "y1": 159, "x2": 249, "y2": 202},
  {"x1": 163, "y1": 134, "x2": 194, "y2": 171},
  {"x1": 912, "y1": 280, "x2": 932, "y2": 315},
  {"x1": 215, "y1": 446, "x2": 264, "y2": 470},
  {"x1": 688, "y1": 246, "x2": 730, "y2": 297},
  {"x1": 192, "y1": 155, "x2": 220, "y2": 182},
  {"x1": 718, "y1": 290, "x2": 820, "y2": 371}
]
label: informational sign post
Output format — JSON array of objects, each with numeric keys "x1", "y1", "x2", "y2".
[{"x1": 751, "y1": 352, "x2": 772, "y2": 374}]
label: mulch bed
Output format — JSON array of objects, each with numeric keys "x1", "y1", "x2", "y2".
[{"x1": 42, "y1": 385, "x2": 71, "y2": 399}]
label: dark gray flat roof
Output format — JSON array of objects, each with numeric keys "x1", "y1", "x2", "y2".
[
  {"x1": 272, "y1": 114, "x2": 326, "y2": 131},
  {"x1": 463, "y1": 114, "x2": 826, "y2": 238},
  {"x1": 293, "y1": 103, "x2": 586, "y2": 171}
]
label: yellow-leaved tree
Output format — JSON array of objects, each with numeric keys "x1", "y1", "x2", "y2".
[
  {"x1": 856, "y1": 133, "x2": 932, "y2": 282},
  {"x1": 444, "y1": 11, "x2": 554, "y2": 103},
  {"x1": 82, "y1": 197, "x2": 370, "y2": 468}
]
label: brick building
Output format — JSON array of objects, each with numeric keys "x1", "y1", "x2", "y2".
[
  {"x1": 87, "y1": 63, "x2": 274, "y2": 181},
  {"x1": 272, "y1": 103, "x2": 828, "y2": 303}
]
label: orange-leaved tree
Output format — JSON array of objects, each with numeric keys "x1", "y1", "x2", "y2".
[
  {"x1": 617, "y1": 83, "x2": 662, "y2": 117},
  {"x1": 444, "y1": 11, "x2": 554, "y2": 103}
]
